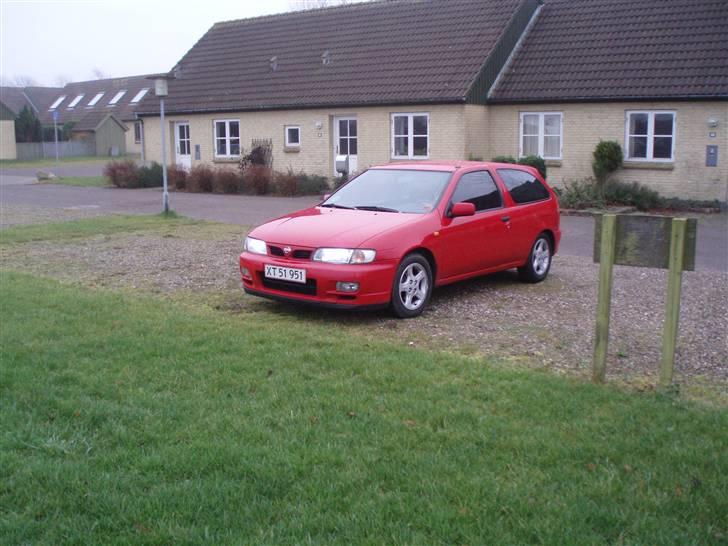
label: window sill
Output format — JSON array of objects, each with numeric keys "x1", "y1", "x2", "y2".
[
  {"x1": 545, "y1": 160, "x2": 562, "y2": 167},
  {"x1": 213, "y1": 157, "x2": 241, "y2": 164},
  {"x1": 390, "y1": 157, "x2": 430, "y2": 161},
  {"x1": 623, "y1": 161, "x2": 674, "y2": 171},
  {"x1": 283, "y1": 146, "x2": 300, "y2": 153}
]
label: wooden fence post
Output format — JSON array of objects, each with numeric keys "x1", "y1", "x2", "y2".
[
  {"x1": 593, "y1": 214, "x2": 616, "y2": 383},
  {"x1": 659, "y1": 218, "x2": 687, "y2": 389}
]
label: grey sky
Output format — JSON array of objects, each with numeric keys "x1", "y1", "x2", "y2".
[{"x1": 1, "y1": 0, "x2": 349, "y2": 86}]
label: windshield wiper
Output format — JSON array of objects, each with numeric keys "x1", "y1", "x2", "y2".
[
  {"x1": 353, "y1": 205, "x2": 400, "y2": 213},
  {"x1": 320, "y1": 203, "x2": 354, "y2": 210}
]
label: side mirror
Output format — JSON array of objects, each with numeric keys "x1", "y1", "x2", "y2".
[
  {"x1": 322, "y1": 193, "x2": 331, "y2": 201},
  {"x1": 450, "y1": 202, "x2": 476, "y2": 217}
]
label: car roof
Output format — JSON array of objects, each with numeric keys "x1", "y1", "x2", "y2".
[{"x1": 372, "y1": 161, "x2": 531, "y2": 172}]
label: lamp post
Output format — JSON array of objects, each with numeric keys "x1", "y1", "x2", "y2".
[{"x1": 150, "y1": 75, "x2": 174, "y2": 213}]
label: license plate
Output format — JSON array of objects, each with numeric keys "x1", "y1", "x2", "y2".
[{"x1": 264, "y1": 264, "x2": 307, "y2": 284}]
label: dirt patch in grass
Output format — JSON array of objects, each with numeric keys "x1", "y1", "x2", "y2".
[
  {"x1": 0, "y1": 203, "x2": 108, "y2": 228},
  {"x1": 2, "y1": 220, "x2": 725, "y2": 398}
]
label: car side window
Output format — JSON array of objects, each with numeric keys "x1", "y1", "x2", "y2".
[
  {"x1": 450, "y1": 171, "x2": 502, "y2": 212},
  {"x1": 497, "y1": 168, "x2": 550, "y2": 204}
]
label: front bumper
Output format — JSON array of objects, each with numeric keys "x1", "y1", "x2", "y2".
[{"x1": 239, "y1": 252, "x2": 396, "y2": 308}]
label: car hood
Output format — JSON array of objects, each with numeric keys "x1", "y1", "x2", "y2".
[{"x1": 250, "y1": 207, "x2": 422, "y2": 248}]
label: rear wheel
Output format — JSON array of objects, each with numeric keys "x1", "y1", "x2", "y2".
[
  {"x1": 391, "y1": 253, "x2": 433, "y2": 318},
  {"x1": 518, "y1": 234, "x2": 552, "y2": 283}
]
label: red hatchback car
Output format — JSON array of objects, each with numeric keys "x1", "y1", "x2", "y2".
[{"x1": 240, "y1": 161, "x2": 560, "y2": 317}]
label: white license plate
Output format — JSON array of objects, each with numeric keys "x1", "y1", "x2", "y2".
[{"x1": 264, "y1": 264, "x2": 307, "y2": 284}]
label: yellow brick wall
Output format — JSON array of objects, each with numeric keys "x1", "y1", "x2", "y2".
[
  {"x1": 141, "y1": 104, "x2": 468, "y2": 179},
  {"x1": 125, "y1": 120, "x2": 141, "y2": 156},
  {"x1": 0, "y1": 119, "x2": 17, "y2": 160},
  {"x1": 485, "y1": 101, "x2": 728, "y2": 201}
]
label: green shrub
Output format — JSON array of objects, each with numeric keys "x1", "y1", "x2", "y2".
[
  {"x1": 492, "y1": 155, "x2": 517, "y2": 164},
  {"x1": 517, "y1": 155, "x2": 547, "y2": 179},
  {"x1": 244, "y1": 165, "x2": 272, "y2": 195},
  {"x1": 274, "y1": 170, "x2": 298, "y2": 196},
  {"x1": 187, "y1": 165, "x2": 215, "y2": 193},
  {"x1": 592, "y1": 140, "x2": 623, "y2": 184},
  {"x1": 560, "y1": 177, "x2": 661, "y2": 211},
  {"x1": 103, "y1": 160, "x2": 139, "y2": 188},
  {"x1": 137, "y1": 162, "x2": 163, "y2": 188},
  {"x1": 168, "y1": 164, "x2": 188, "y2": 190},
  {"x1": 296, "y1": 173, "x2": 329, "y2": 195}
]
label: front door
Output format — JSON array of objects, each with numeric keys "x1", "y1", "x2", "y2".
[
  {"x1": 333, "y1": 117, "x2": 357, "y2": 175},
  {"x1": 174, "y1": 122, "x2": 191, "y2": 170}
]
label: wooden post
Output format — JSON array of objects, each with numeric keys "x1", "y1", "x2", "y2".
[
  {"x1": 593, "y1": 214, "x2": 617, "y2": 383},
  {"x1": 659, "y1": 218, "x2": 687, "y2": 388}
]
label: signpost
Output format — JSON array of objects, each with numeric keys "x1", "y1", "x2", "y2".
[{"x1": 592, "y1": 214, "x2": 697, "y2": 387}]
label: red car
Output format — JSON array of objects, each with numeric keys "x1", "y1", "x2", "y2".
[{"x1": 240, "y1": 161, "x2": 560, "y2": 318}]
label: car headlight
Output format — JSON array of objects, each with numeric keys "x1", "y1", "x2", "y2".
[
  {"x1": 244, "y1": 236, "x2": 267, "y2": 255},
  {"x1": 312, "y1": 248, "x2": 376, "y2": 264}
]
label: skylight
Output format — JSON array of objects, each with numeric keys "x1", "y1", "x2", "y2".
[
  {"x1": 67, "y1": 94, "x2": 85, "y2": 108},
  {"x1": 87, "y1": 92, "x2": 104, "y2": 106},
  {"x1": 130, "y1": 88, "x2": 149, "y2": 103},
  {"x1": 108, "y1": 90, "x2": 127, "y2": 105},
  {"x1": 48, "y1": 95, "x2": 66, "y2": 110}
]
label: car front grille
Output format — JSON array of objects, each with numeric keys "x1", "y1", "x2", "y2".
[
  {"x1": 268, "y1": 245, "x2": 313, "y2": 260},
  {"x1": 261, "y1": 276, "x2": 317, "y2": 296}
]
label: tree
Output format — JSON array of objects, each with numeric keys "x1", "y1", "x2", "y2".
[
  {"x1": 55, "y1": 74, "x2": 71, "y2": 86},
  {"x1": 289, "y1": 0, "x2": 351, "y2": 10},
  {"x1": 91, "y1": 67, "x2": 109, "y2": 80},
  {"x1": 1, "y1": 74, "x2": 38, "y2": 87},
  {"x1": 15, "y1": 106, "x2": 42, "y2": 143}
]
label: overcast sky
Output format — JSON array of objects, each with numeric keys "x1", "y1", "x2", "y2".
[{"x1": 1, "y1": 0, "x2": 358, "y2": 87}]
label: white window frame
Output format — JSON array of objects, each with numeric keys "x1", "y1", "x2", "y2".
[
  {"x1": 625, "y1": 110, "x2": 676, "y2": 162},
  {"x1": 391, "y1": 112, "x2": 430, "y2": 160},
  {"x1": 48, "y1": 95, "x2": 66, "y2": 111},
  {"x1": 130, "y1": 88, "x2": 149, "y2": 103},
  {"x1": 213, "y1": 119, "x2": 241, "y2": 158},
  {"x1": 67, "y1": 94, "x2": 84, "y2": 109},
  {"x1": 285, "y1": 125, "x2": 301, "y2": 148},
  {"x1": 134, "y1": 121, "x2": 143, "y2": 144},
  {"x1": 87, "y1": 92, "x2": 104, "y2": 107},
  {"x1": 519, "y1": 112, "x2": 562, "y2": 160},
  {"x1": 108, "y1": 90, "x2": 127, "y2": 105}
]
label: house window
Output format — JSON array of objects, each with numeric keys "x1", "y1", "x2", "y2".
[
  {"x1": 130, "y1": 88, "x2": 149, "y2": 103},
  {"x1": 108, "y1": 90, "x2": 126, "y2": 105},
  {"x1": 67, "y1": 94, "x2": 84, "y2": 109},
  {"x1": 214, "y1": 119, "x2": 240, "y2": 157},
  {"x1": 48, "y1": 95, "x2": 66, "y2": 110},
  {"x1": 285, "y1": 125, "x2": 300, "y2": 148},
  {"x1": 450, "y1": 171, "x2": 502, "y2": 211},
  {"x1": 87, "y1": 92, "x2": 104, "y2": 106},
  {"x1": 391, "y1": 113, "x2": 429, "y2": 159},
  {"x1": 626, "y1": 111, "x2": 675, "y2": 161},
  {"x1": 519, "y1": 112, "x2": 562, "y2": 159},
  {"x1": 134, "y1": 121, "x2": 142, "y2": 144}
]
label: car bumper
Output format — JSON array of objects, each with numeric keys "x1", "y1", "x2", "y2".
[{"x1": 239, "y1": 252, "x2": 396, "y2": 309}]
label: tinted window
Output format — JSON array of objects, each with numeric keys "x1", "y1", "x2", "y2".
[
  {"x1": 450, "y1": 171, "x2": 502, "y2": 211},
  {"x1": 497, "y1": 169, "x2": 550, "y2": 204}
]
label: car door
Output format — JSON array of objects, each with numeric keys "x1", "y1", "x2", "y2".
[
  {"x1": 494, "y1": 167, "x2": 553, "y2": 264},
  {"x1": 437, "y1": 170, "x2": 511, "y2": 279}
]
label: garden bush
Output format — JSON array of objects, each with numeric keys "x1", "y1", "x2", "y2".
[
  {"x1": 592, "y1": 140, "x2": 623, "y2": 184},
  {"x1": 244, "y1": 165, "x2": 272, "y2": 195},
  {"x1": 296, "y1": 173, "x2": 329, "y2": 195},
  {"x1": 559, "y1": 177, "x2": 661, "y2": 211},
  {"x1": 137, "y1": 162, "x2": 163, "y2": 188},
  {"x1": 213, "y1": 169, "x2": 244, "y2": 194},
  {"x1": 187, "y1": 165, "x2": 215, "y2": 193},
  {"x1": 168, "y1": 164, "x2": 188, "y2": 190},
  {"x1": 103, "y1": 160, "x2": 139, "y2": 188},
  {"x1": 491, "y1": 155, "x2": 547, "y2": 178},
  {"x1": 274, "y1": 170, "x2": 298, "y2": 196}
]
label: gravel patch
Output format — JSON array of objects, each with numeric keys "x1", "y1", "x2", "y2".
[
  {"x1": 2, "y1": 232, "x2": 726, "y2": 388},
  {"x1": 0, "y1": 203, "x2": 108, "y2": 228}
]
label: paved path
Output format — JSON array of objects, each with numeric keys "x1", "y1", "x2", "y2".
[{"x1": 1, "y1": 177, "x2": 726, "y2": 271}]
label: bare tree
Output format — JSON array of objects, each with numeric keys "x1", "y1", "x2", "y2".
[
  {"x1": 91, "y1": 67, "x2": 109, "y2": 80},
  {"x1": 1, "y1": 74, "x2": 39, "y2": 87},
  {"x1": 289, "y1": 0, "x2": 351, "y2": 11},
  {"x1": 55, "y1": 74, "x2": 71, "y2": 86}
]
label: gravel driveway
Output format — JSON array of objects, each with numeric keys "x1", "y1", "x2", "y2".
[{"x1": 2, "y1": 220, "x2": 725, "y2": 394}]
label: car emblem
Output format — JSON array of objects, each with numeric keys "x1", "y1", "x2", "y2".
[{"x1": 283, "y1": 246, "x2": 292, "y2": 255}]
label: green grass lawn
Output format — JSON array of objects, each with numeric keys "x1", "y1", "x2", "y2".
[
  {"x1": 40, "y1": 176, "x2": 110, "y2": 188},
  {"x1": 1, "y1": 271, "x2": 725, "y2": 545},
  {"x1": 0, "y1": 155, "x2": 136, "y2": 169}
]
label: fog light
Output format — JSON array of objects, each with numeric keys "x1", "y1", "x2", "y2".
[
  {"x1": 241, "y1": 266, "x2": 251, "y2": 279},
  {"x1": 336, "y1": 281, "x2": 359, "y2": 293}
]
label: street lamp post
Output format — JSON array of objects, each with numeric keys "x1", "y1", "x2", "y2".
[{"x1": 151, "y1": 75, "x2": 173, "y2": 214}]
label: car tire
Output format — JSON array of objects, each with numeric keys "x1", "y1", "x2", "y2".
[
  {"x1": 518, "y1": 234, "x2": 552, "y2": 283},
  {"x1": 390, "y1": 253, "x2": 433, "y2": 318}
]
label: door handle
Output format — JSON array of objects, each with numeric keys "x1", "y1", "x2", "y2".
[{"x1": 501, "y1": 215, "x2": 511, "y2": 223}]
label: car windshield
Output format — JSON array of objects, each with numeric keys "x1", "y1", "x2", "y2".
[{"x1": 322, "y1": 169, "x2": 452, "y2": 214}]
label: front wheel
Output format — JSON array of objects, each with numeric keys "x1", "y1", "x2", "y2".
[
  {"x1": 518, "y1": 235, "x2": 552, "y2": 283},
  {"x1": 390, "y1": 254, "x2": 433, "y2": 318}
]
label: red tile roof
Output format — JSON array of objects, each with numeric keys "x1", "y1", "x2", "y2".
[{"x1": 490, "y1": 0, "x2": 728, "y2": 102}]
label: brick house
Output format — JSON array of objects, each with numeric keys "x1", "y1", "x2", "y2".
[{"x1": 135, "y1": 0, "x2": 728, "y2": 202}]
